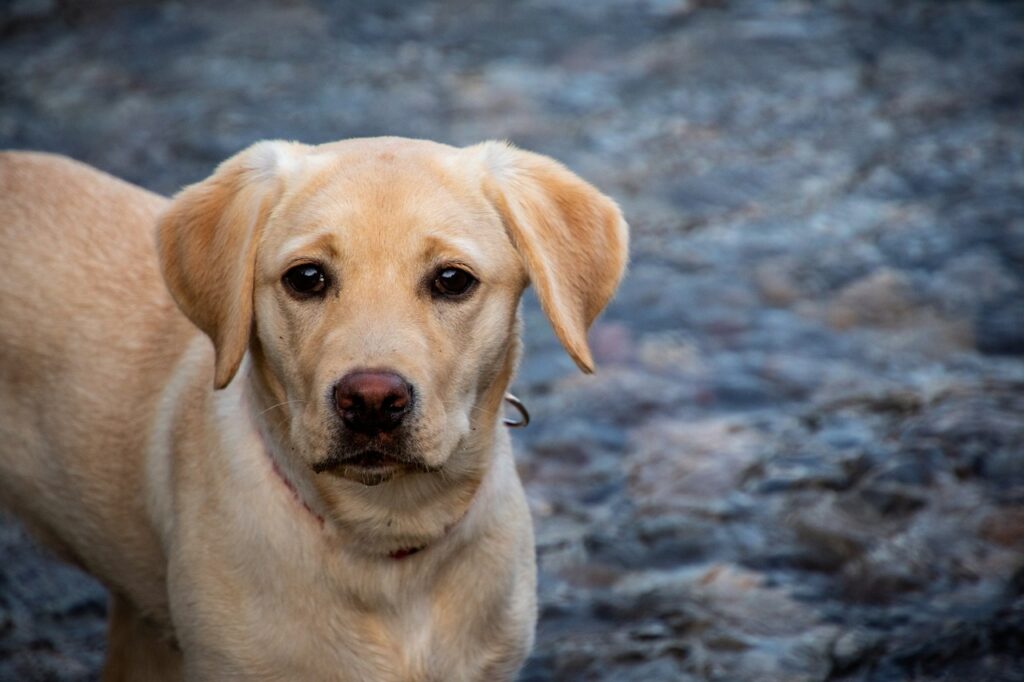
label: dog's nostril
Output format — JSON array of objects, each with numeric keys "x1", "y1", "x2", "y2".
[
  {"x1": 333, "y1": 371, "x2": 414, "y2": 435},
  {"x1": 383, "y1": 394, "x2": 408, "y2": 413}
]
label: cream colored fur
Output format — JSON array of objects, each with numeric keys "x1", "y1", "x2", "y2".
[{"x1": 0, "y1": 137, "x2": 628, "y2": 681}]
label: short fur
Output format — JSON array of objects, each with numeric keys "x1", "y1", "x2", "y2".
[{"x1": 0, "y1": 137, "x2": 628, "y2": 680}]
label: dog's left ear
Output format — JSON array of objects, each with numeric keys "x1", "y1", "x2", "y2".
[
  {"x1": 157, "y1": 140, "x2": 307, "y2": 389},
  {"x1": 474, "y1": 142, "x2": 629, "y2": 373}
]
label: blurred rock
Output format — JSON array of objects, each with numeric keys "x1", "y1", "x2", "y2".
[
  {"x1": 976, "y1": 294, "x2": 1024, "y2": 356},
  {"x1": 628, "y1": 419, "x2": 760, "y2": 513},
  {"x1": 754, "y1": 261, "x2": 802, "y2": 307},
  {"x1": 2, "y1": 0, "x2": 1024, "y2": 679},
  {"x1": 827, "y1": 268, "x2": 918, "y2": 330}
]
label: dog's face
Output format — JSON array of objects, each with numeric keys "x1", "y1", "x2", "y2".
[
  {"x1": 251, "y1": 140, "x2": 526, "y2": 486},
  {"x1": 158, "y1": 137, "x2": 627, "y2": 491}
]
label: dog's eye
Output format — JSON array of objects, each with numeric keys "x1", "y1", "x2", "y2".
[
  {"x1": 432, "y1": 267, "x2": 477, "y2": 299},
  {"x1": 283, "y1": 264, "x2": 328, "y2": 297}
]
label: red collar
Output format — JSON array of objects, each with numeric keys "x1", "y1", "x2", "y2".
[
  {"x1": 269, "y1": 456, "x2": 325, "y2": 528},
  {"x1": 387, "y1": 506, "x2": 470, "y2": 561}
]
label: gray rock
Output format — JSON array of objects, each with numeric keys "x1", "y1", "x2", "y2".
[
  {"x1": 3, "y1": 0, "x2": 1024, "y2": 679},
  {"x1": 976, "y1": 294, "x2": 1024, "y2": 356}
]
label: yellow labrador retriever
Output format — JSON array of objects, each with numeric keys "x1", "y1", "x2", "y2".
[{"x1": 0, "y1": 137, "x2": 627, "y2": 680}]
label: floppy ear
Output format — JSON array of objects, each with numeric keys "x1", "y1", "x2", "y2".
[
  {"x1": 475, "y1": 141, "x2": 629, "y2": 373},
  {"x1": 157, "y1": 140, "x2": 306, "y2": 389}
]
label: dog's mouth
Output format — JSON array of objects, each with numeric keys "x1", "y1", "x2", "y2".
[
  {"x1": 312, "y1": 448, "x2": 432, "y2": 486},
  {"x1": 343, "y1": 450, "x2": 402, "y2": 469}
]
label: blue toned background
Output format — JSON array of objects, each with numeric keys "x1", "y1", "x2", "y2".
[{"x1": 1, "y1": 1, "x2": 1023, "y2": 680}]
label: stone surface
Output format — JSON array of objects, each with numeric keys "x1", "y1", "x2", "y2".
[{"x1": 2, "y1": 0, "x2": 1024, "y2": 680}]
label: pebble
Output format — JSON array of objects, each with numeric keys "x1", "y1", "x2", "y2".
[{"x1": 2, "y1": 0, "x2": 1024, "y2": 679}]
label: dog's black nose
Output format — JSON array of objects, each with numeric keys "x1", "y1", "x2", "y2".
[{"x1": 334, "y1": 371, "x2": 413, "y2": 435}]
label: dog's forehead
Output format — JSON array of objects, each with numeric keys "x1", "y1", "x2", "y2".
[{"x1": 263, "y1": 142, "x2": 513, "y2": 271}]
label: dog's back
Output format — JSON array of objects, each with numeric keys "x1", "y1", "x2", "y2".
[{"x1": 0, "y1": 152, "x2": 187, "y2": 618}]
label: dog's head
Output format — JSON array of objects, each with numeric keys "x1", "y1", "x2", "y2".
[{"x1": 157, "y1": 138, "x2": 627, "y2": 493}]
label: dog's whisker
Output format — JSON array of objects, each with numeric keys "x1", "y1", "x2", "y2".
[
  {"x1": 257, "y1": 399, "x2": 306, "y2": 418},
  {"x1": 465, "y1": 402, "x2": 504, "y2": 421}
]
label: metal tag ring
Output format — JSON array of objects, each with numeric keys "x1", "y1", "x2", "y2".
[{"x1": 503, "y1": 393, "x2": 530, "y2": 428}]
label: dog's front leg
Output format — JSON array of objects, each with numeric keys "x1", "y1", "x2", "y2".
[{"x1": 102, "y1": 594, "x2": 184, "y2": 682}]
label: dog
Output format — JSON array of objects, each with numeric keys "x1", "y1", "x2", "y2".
[{"x1": 0, "y1": 137, "x2": 628, "y2": 680}]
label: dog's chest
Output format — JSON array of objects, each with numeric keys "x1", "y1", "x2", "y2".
[
  {"x1": 170, "y1": 433, "x2": 533, "y2": 679},
  {"x1": 176, "y1": 530, "x2": 496, "y2": 681},
  {"x1": 247, "y1": 584, "x2": 440, "y2": 679},
  {"x1": 190, "y1": 573, "x2": 481, "y2": 681}
]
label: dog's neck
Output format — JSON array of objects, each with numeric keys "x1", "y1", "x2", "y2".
[{"x1": 264, "y1": 445, "x2": 471, "y2": 560}]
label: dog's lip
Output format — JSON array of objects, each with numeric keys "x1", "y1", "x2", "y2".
[
  {"x1": 316, "y1": 450, "x2": 409, "y2": 487},
  {"x1": 311, "y1": 449, "x2": 406, "y2": 474},
  {"x1": 341, "y1": 450, "x2": 402, "y2": 469}
]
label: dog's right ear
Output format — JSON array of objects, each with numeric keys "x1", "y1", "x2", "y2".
[{"x1": 157, "y1": 141, "x2": 306, "y2": 389}]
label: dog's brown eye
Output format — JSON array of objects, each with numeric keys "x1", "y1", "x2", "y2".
[
  {"x1": 432, "y1": 267, "x2": 476, "y2": 298},
  {"x1": 283, "y1": 264, "x2": 327, "y2": 297}
]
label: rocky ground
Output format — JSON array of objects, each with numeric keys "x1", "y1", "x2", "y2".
[{"x1": 2, "y1": 0, "x2": 1023, "y2": 680}]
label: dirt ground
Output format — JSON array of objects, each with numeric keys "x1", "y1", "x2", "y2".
[{"x1": 1, "y1": 1, "x2": 1023, "y2": 680}]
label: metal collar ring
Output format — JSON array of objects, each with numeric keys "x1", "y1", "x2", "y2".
[{"x1": 503, "y1": 393, "x2": 530, "y2": 428}]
